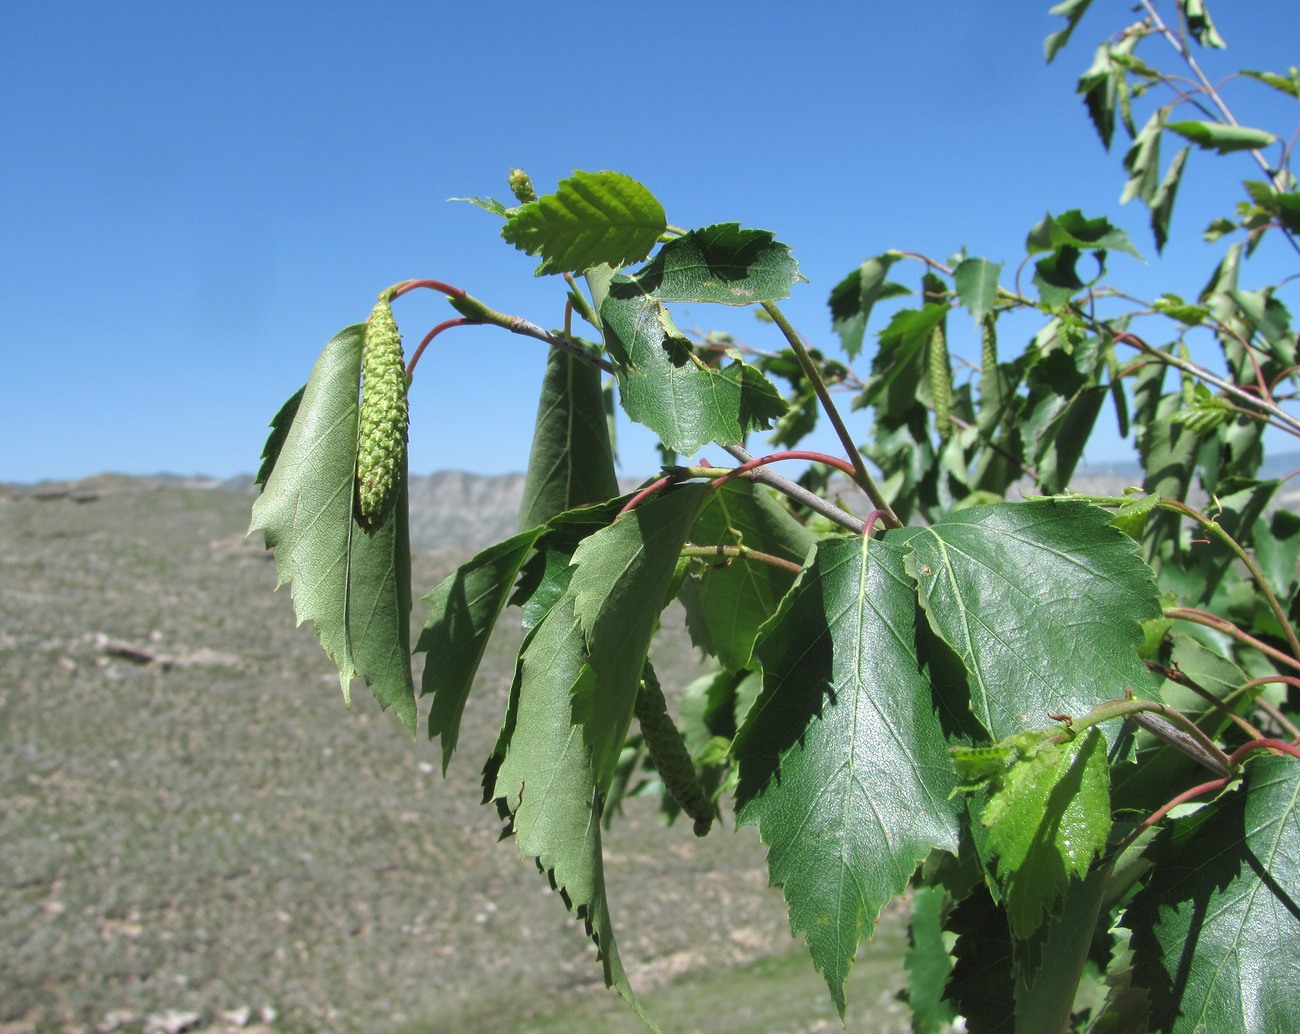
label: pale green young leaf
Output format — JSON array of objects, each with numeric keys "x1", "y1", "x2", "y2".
[
  {"x1": 677, "y1": 480, "x2": 814, "y2": 671},
  {"x1": 828, "y1": 253, "x2": 912, "y2": 359},
  {"x1": 623, "y1": 223, "x2": 804, "y2": 305},
  {"x1": 979, "y1": 729, "x2": 1111, "y2": 939},
  {"x1": 417, "y1": 527, "x2": 545, "y2": 771},
  {"x1": 518, "y1": 348, "x2": 620, "y2": 531},
  {"x1": 1166, "y1": 120, "x2": 1277, "y2": 155},
  {"x1": 568, "y1": 484, "x2": 709, "y2": 790},
  {"x1": 904, "y1": 501, "x2": 1161, "y2": 742},
  {"x1": 451, "y1": 195, "x2": 516, "y2": 218},
  {"x1": 485, "y1": 595, "x2": 656, "y2": 1030},
  {"x1": 734, "y1": 536, "x2": 962, "y2": 1017},
  {"x1": 249, "y1": 324, "x2": 417, "y2": 734},
  {"x1": 501, "y1": 170, "x2": 667, "y2": 276},
  {"x1": 600, "y1": 289, "x2": 786, "y2": 455},
  {"x1": 1126, "y1": 756, "x2": 1300, "y2": 1034}
]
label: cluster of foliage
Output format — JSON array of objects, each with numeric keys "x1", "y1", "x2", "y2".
[{"x1": 250, "y1": 3, "x2": 1300, "y2": 1030}]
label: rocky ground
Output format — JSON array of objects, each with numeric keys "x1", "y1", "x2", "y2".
[{"x1": 0, "y1": 476, "x2": 912, "y2": 1034}]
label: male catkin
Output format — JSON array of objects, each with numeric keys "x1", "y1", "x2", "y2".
[
  {"x1": 928, "y1": 322, "x2": 953, "y2": 441},
  {"x1": 635, "y1": 666, "x2": 714, "y2": 837},
  {"x1": 354, "y1": 299, "x2": 408, "y2": 533}
]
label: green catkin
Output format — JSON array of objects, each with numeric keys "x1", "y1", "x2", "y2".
[
  {"x1": 929, "y1": 321, "x2": 954, "y2": 441},
  {"x1": 354, "y1": 300, "x2": 408, "y2": 533},
  {"x1": 981, "y1": 314, "x2": 997, "y2": 375},
  {"x1": 635, "y1": 666, "x2": 713, "y2": 837},
  {"x1": 507, "y1": 168, "x2": 537, "y2": 204}
]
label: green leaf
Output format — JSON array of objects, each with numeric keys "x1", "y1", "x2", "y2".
[
  {"x1": 1021, "y1": 335, "x2": 1108, "y2": 491},
  {"x1": 1044, "y1": 0, "x2": 1095, "y2": 63},
  {"x1": 677, "y1": 480, "x2": 814, "y2": 671},
  {"x1": 620, "y1": 223, "x2": 803, "y2": 305},
  {"x1": 1244, "y1": 181, "x2": 1300, "y2": 234},
  {"x1": 254, "y1": 384, "x2": 304, "y2": 489},
  {"x1": 945, "y1": 885, "x2": 1016, "y2": 1031},
  {"x1": 858, "y1": 305, "x2": 949, "y2": 419},
  {"x1": 511, "y1": 500, "x2": 623, "y2": 630},
  {"x1": 600, "y1": 285, "x2": 786, "y2": 456},
  {"x1": 904, "y1": 886, "x2": 958, "y2": 1033},
  {"x1": 1152, "y1": 292, "x2": 1208, "y2": 326},
  {"x1": 1180, "y1": 0, "x2": 1225, "y2": 48},
  {"x1": 518, "y1": 348, "x2": 620, "y2": 531},
  {"x1": 954, "y1": 258, "x2": 1003, "y2": 324},
  {"x1": 1150, "y1": 146, "x2": 1190, "y2": 253},
  {"x1": 501, "y1": 170, "x2": 667, "y2": 276},
  {"x1": 1166, "y1": 121, "x2": 1277, "y2": 155},
  {"x1": 417, "y1": 528, "x2": 544, "y2": 771},
  {"x1": 568, "y1": 484, "x2": 709, "y2": 789},
  {"x1": 485, "y1": 595, "x2": 656, "y2": 1030},
  {"x1": 735, "y1": 536, "x2": 962, "y2": 1017},
  {"x1": 1026, "y1": 209, "x2": 1144, "y2": 260},
  {"x1": 1125, "y1": 756, "x2": 1300, "y2": 1034},
  {"x1": 450, "y1": 194, "x2": 517, "y2": 218},
  {"x1": 979, "y1": 729, "x2": 1111, "y2": 939},
  {"x1": 1076, "y1": 35, "x2": 1139, "y2": 149},
  {"x1": 249, "y1": 325, "x2": 417, "y2": 734},
  {"x1": 1121, "y1": 108, "x2": 1165, "y2": 208},
  {"x1": 828, "y1": 253, "x2": 910, "y2": 358},
  {"x1": 1012, "y1": 857, "x2": 1116, "y2": 1032},
  {"x1": 1243, "y1": 68, "x2": 1300, "y2": 99},
  {"x1": 904, "y1": 501, "x2": 1162, "y2": 742}
]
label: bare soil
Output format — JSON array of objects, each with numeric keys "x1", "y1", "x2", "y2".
[{"x1": 0, "y1": 476, "x2": 907, "y2": 1033}]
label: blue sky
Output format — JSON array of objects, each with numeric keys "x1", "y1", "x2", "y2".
[{"x1": 3, "y1": 1, "x2": 1296, "y2": 484}]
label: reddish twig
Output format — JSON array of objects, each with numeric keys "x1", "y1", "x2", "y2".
[
  {"x1": 387, "y1": 278, "x2": 467, "y2": 302},
  {"x1": 406, "y1": 318, "x2": 477, "y2": 380},
  {"x1": 1227, "y1": 738, "x2": 1300, "y2": 766},
  {"x1": 617, "y1": 472, "x2": 689, "y2": 519},
  {"x1": 712, "y1": 449, "x2": 857, "y2": 486}
]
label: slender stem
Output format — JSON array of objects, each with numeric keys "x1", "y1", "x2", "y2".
[
  {"x1": 760, "y1": 301, "x2": 900, "y2": 526},
  {"x1": 1065, "y1": 696, "x2": 1234, "y2": 776},
  {"x1": 444, "y1": 290, "x2": 608, "y2": 366},
  {"x1": 1228, "y1": 738, "x2": 1300, "y2": 766},
  {"x1": 712, "y1": 449, "x2": 858, "y2": 484},
  {"x1": 616, "y1": 472, "x2": 687, "y2": 518},
  {"x1": 680, "y1": 543, "x2": 804, "y2": 575},
  {"x1": 1146, "y1": 660, "x2": 1265, "y2": 741},
  {"x1": 405, "y1": 318, "x2": 475, "y2": 380},
  {"x1": 721, "y1": 444, "x2": 866, "y2": 534},
  {"x1": 1115, "y1": 776, "x2": 1234, "y2": 854},
  {"x1": 1166, "y1": 607, "x2": 1300, "y2": 672},
  {"x1": 1156, "y1": 498, "x2": 1300, "y2": 660},
  {"x1": 385, "y1": 278, "x2": 467, "y2": 302},
  {"x1": 1233, "y1": 678, "x2": 1300, "y2": 739},
  {"x1": 1109, "y1": 331, "x2": 1300, "y2": 436}
]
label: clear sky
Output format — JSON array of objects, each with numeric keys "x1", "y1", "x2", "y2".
[{"x1": 3, "y1": 1, "x2": 1296, "y2": 484}]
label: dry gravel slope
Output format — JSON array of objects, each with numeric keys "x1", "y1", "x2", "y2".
[{"x1": 1, "y1": 475, "x2": 904, "y2": 1034}]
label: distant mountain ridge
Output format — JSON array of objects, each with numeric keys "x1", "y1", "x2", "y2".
[{"x1": 15, "y1": 450, "x2": 1300, "y2": 555}]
